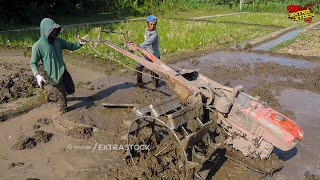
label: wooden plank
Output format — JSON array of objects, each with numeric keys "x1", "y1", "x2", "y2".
[{"x1": 102, "y1": 103, "x2": 137, "y2": 108}]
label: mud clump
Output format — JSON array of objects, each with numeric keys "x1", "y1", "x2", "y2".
[
  {"x1": 8, "y1": 161, "x2": 24, "y2": 169},
  {"x1": 67, "y1": 127, "x2": 93, "y2": 139},
  {"x1": 305, "y1": 171, "x2": 319, "y2": 180},
  {"x1": 11, "y1": 137, "x2": 37, "y2": 150},
  {"x1": 0, "y1": 71, "x2": 36, "y2": 104},
  {"x1": 76, "y1": 81, "x2": 95, "y2": 90},
  {"x1": 75, "y1": 115, "x2": 97, "y2": 127},
  {"x1": 37, "y1": 118, "x2": 53, "y2": 125},
  {"x1": 33, "y1": 124, "x2": 41, "y2": 129},
  {"x1": 34, "y1": 130, "x2": 53, "y2": 143},
  {"x1": 124, "y1": 122, "x2": 185, "y2": 179},
  {"x1": 33, "y1": 118, "x2": 53, "y2": 129},
  {"x1": 11, "y1": 130, "x2": 53, "y2": 150},
  {"x1": 89, "y1": 85, "x2": 95, "y2": 91}
]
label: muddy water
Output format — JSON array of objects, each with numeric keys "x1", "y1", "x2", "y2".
[
  {"x1": 175, "y1": 51, "x2": 319, "y2": 69},
  {"x1": 274, "y1": 89, "x2": 320, "y2": 180},
  {"x1": 252, "y1": 29, "x2": 303, "y2": 51}
]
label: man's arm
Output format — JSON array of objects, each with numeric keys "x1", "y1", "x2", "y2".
[
  {"x1": 140, "y1": 32, "x2": 157, "y2": 49},
  {"x1": 58, "y1": 37, "x2": 82, "y2": 51},
  {"x1": 30, "y1": 45, "x2": 40, "y2": 76}
]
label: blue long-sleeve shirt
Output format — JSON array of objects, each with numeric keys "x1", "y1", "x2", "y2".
[{"x1": 140, "y1": 28, "x2": 160, "y2": 58}]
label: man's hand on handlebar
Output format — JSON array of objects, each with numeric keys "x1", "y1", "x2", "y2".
[{"x1": 126, "y1": 41, "x2": 138, "y2": 52}]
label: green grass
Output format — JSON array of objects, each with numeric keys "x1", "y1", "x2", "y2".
[
  {"x1": 56, "y1": 12, "x2": 134, "y2": 25},
  {"x1": 0, "y1": 18, "x2": 272, "y2": 66},
  {"x1": 240, "y1": 2, "x2": 292, "y2": 13},
  {"x1": 62, "y1": 19, "x2": 272, "y2": 65},
  {"x1": 0, "y1": 5, "x2": 236, "y2": 31},
  {"x1": 239, "y1": 2, "x2": 319, "y2": 14},
  {"x1": 209, "y1": 13, "x2": 319, "y2": 27},
  {"x1": 59, "y1": 5, "x2": 237, "y2": 23},
  {"x1": 158, "y1": 5, "x2": 237, "y2": 19}
]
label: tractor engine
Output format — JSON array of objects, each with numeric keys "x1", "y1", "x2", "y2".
[{"x1": 217, "y1": 93, "x2": 304, "y2": 159}]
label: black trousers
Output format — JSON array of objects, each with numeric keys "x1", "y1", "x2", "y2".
[
  {"x1": 51, "y1": 70, "x2": 75, "y2": 111},
  {"x1": 135, "y1": 56, "x2": 159, "y2": 87}
]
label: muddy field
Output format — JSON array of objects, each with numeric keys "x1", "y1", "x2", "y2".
[
  {"x1": 0, "y1": 48, "x2": 37, "y2": 103},
  {"x1": 276, "y1": 29, "x2": 320, "y2": 57},
  {"x1": 0, "y1": 28, "x2": 320, "y2": 180}
]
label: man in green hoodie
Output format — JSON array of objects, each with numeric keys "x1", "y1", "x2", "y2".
[{"x1": 30, "y1": 18, "x2": 88, "y2": 112}]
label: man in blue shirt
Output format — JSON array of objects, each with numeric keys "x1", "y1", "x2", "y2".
[{"x1": 136, "y1": 15, "x2": 160, "y2": 88}]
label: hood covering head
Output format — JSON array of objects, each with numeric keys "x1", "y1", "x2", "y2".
[{"x1": 40, "y1": 18, "x2": 61, "y2": 40}]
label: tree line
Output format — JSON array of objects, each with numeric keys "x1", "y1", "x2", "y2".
[
  {"x1": 1, "y1": 0, "x2": 198, "y2": 24},
  {"x1": 0, "y1": 0, "x2": 318, "y2": 26}
]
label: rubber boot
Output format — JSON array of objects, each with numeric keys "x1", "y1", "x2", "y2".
[
  {"x1": 136, "y1": 72, "x2": 143, "y2": 87},
  {"x1": 151, "y1": 71, "x2": 159, "y2": 88},
  {"x1": 52, "y1": 86, "x2": 67, "y2": 112}
]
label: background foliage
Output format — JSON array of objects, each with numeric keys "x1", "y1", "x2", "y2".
[{"x1": 0, "y1": 0, "x2": 319, "y2": 28}]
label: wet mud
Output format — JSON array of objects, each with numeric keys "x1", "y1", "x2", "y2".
[
  {"x1": 273, "y1": 89, "x2": 320, "y2": 179},
  {"x1": 0, "y1": 48, "x2": 37, "y2": 104},
  {"x1": 0, "y1": 28, "x2": 320, "y2": 179},
  {"x1": 0, "y1": 49, "x2": 46, "y2": 122},
  {"x1": 37, "y1": 118, "x2": 53, "y2": 125},
  {"x1": 0, "y1": 71, "x2": 36, "y2": 104},
  {"x1": 33, "y1": 118, "x2": 53, "y2": 129},
  {"x1": 125, "y1": 117, "x2": 185, "y2": 179},
  {"x1": 67, "y1": 127, "x2": 94, "y2": 139},
  {"x1": 8, "y1": 162, "x2": 24, "y2": 169},
  {"x1": 305, "y1": 171, "x2": 320, "y2": 180},
  {"x1": 11, "y1": 130, "x2": 53, "y2": 150}
]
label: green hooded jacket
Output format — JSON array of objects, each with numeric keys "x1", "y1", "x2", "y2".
[{"x1": 30, "y1": 18, "x2": 82, "y2": 85}]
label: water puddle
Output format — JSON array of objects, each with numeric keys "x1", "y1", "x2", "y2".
[
  {"x1": 277, "y1": 89, "x2": 320, "y2": 124},
  {"x1": 252, "y1": 28, "x2": 303, "y2": 51},
  {"x1": 174, "y1": 51, "x2": 318, "y2": 70},
  {"x1": 275, "y1": 89, "x2": 320, "y2": 179}
]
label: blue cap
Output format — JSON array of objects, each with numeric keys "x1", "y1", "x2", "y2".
[{"x1": 147, "y1": 15, "x2": 157, "y2": 22}]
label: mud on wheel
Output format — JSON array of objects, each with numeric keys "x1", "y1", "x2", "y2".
[
  {"x1": 214, "y1": 125, "x2": 284, "y2": 176},
  {"x1": 126, "y1": 116, "x2": 188, "y2": 179}
]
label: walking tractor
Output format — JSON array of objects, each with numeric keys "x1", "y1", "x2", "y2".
[{"x1": 91, "y1": 31, "x2": 304, "y2": 179}]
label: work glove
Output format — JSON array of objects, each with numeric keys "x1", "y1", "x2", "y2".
[
  {"x1": 36, "y1": 75, "x2": 46, "y2": 88},
  {"x1": 79, "y1": 35, "x2": 89, "y2": 45}
]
